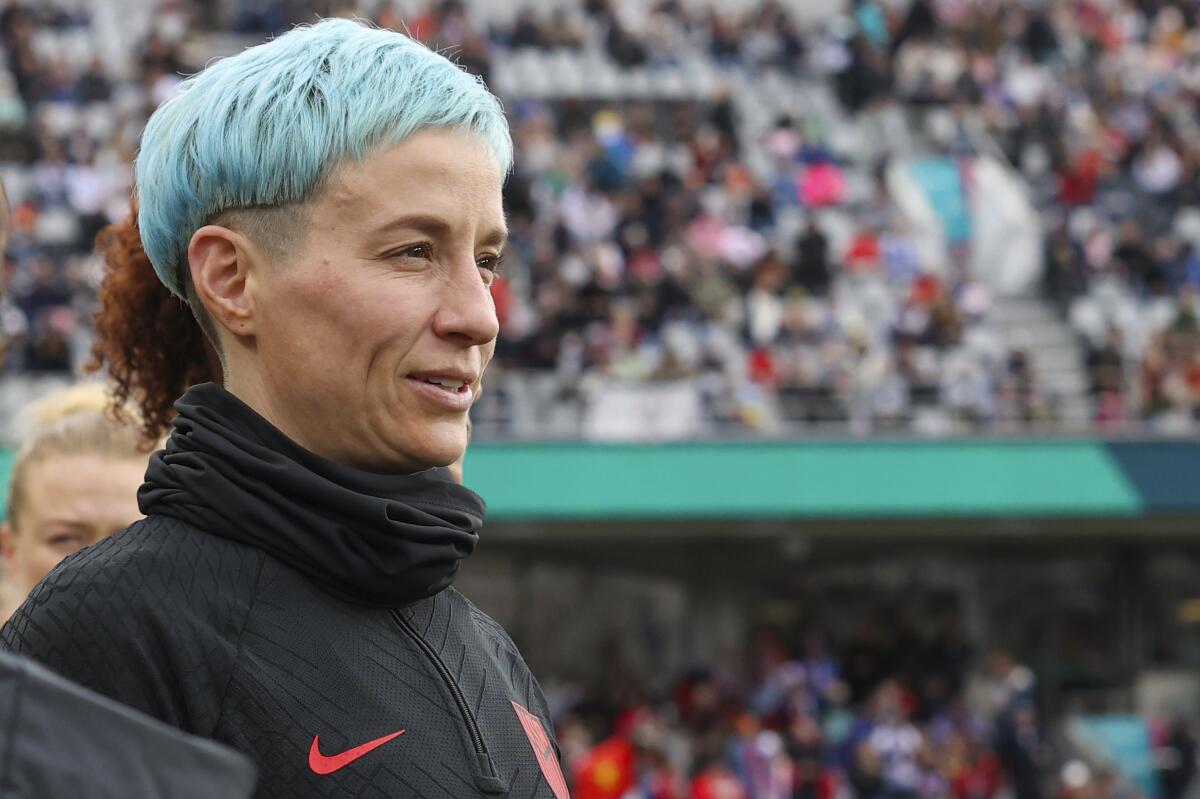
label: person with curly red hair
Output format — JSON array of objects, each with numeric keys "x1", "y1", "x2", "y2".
[{"x1": 88, "y1": 198, "x2": 218, "y2": 442}]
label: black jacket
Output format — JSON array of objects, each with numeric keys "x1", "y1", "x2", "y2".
[
  {"x1": 0, "y1": 650, "x2": 256, "y2": 798},
  {"x1": 1, "y1": 384, "x2": 568, "y2": 799}
]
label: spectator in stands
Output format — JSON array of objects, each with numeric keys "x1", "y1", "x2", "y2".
[
  {"x1": 0, "y1": 178, "x2": 8, "y2": 260},
  {"x1": 1158, "y1": 717, "x2": 1197, "y2": 799},
  {"x1": 794, "y1": 218, "x2": 831, "y2": 297},
  {"x1": 1112, "y1": 222, "x2": 1163, "y2": 295},
  {"x1": 982, "y1": 651, "x2": 1043, "y2": 799},
  {"x1": 1042, "y1": 222, "x2": 1086, "y2": 310},
  {"x1": 856, "y1": 680, "x2": 926, "y2": 799},
  {"x1": 997, "y1": 348, "x2": 1043, "y2": 428},
  {"x1": 0, "y1": 382, "x2": 147, "y2": 621},
  {"x1": 788, "y1": 712, "x2": 837, "y2": 799},
  {"x1": 691, "y1": 757, "x2": 749, "y2": 799},
  {"x1": 1086, "y1": 326, "x2": 1127, "y2": 427}
]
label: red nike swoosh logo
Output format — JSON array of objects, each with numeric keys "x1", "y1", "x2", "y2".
[{"x1": 308, "y1": 730, "x2": 406, "y2": 775}]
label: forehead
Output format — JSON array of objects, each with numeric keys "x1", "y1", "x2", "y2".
[
  {"x1": 20, "y1": 454, "x2": 144, "y2": 520},
  {"x1": 318, "y1": 128, "x2": 505, "y2": 231}
]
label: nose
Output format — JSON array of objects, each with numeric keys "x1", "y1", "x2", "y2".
[{"x1": 431, "y1": 258, "x2": 500, "y2": 347}]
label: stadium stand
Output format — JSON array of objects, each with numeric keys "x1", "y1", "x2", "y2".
[
  {"x1": 552, "y1": 601, "x2": 1045, "y2": 799},
  {"x1": 7, "y1": 0, "x2": 1185, "y2": 440}
]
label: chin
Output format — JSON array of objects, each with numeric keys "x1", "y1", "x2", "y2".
[{"x1": 396, "y1": 425, "x2": 467, "y2": 471}]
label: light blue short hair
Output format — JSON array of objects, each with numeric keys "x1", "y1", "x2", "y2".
[{"x1": 136, "y1": 17, "x2": 513, "y2": 297}]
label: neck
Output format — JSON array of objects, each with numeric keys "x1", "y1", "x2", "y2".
[{"x1": 221, "y1": 366, "x2": 315, "y2": 458}]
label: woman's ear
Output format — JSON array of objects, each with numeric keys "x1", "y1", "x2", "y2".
[{"x1": 186, "y1": 225, "x2": 262, "y2": 341}]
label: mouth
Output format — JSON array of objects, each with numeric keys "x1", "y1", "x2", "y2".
[
  {"x1": 405, "y1": 371, "x2": 478, "y2": 412},
  {"x1": 413, "y1": 375, "x2": 472, "y2": 393}
]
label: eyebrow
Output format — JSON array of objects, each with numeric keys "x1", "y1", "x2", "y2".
[
  {"x1": 34, "y1": 520, "x2": 92, "y2": 534},
  {"x1": 370, "y1": 213, "x2": 508, "y2": 248}
]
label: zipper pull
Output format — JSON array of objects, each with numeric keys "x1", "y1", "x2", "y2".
[{"x1": 475, "y1": 753, "x2": 507, "y2": 794}]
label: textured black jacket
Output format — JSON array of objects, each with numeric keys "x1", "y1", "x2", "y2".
[{"x1": 1, "y1": 385, "x2": 568, "y2": 799}]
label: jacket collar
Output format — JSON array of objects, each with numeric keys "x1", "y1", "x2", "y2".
[{"x1": 139, "y1": 383, "x2": 483, "y2": 606}]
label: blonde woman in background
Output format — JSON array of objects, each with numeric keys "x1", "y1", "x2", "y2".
[{"x1": 0, "y1": 382, "x2": 150, "y2": 621}]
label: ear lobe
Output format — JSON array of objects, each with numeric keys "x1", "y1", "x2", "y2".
[{"x1": 187, "y1": 224, "x2": 258, "y2": 338}]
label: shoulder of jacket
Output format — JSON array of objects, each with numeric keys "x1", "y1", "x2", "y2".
[
  {"x1": 447, "y1": 588, "x2": 521, "y2": 654},
  {"x1": 446, "y1": 590, "x2": 559, "y2": 748},
  {"x1": 17, "y1": 515, "x2": 263, "y2": 623},
  {"x1": 1, "y1": 517, "x2": 265, "y2": 735},
  {"x1": 451, "y1": 589, "x2": 549, "y2": 696}
]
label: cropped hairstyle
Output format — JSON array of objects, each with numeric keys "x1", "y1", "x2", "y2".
[{"x1": 136, "y1": 17, "x2": 513, "y2": 297}]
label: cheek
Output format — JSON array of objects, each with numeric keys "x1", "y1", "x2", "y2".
[
  {"x1": 354, "y1": 298, "x2": 441, "y2": 389},
  {"x1": 260, "y1": 291, "x2": 359, "y2": 390},
  {"x1": 17, "y1": 542, "x2": 62, "y2": 589},
  {"x1": 271, "y1": 271, "x2": 429, "y2": 369}
]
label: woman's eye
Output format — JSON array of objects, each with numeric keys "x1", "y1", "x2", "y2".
[
  {"x1": 477, "y1": 253, "x2": 504, "y2": 276},
  {"x1": 389, "y1": 243, "x2": 432, "y2": 260},
  {"x1": 47, "y1": 534, "x2": 81, "y2": 550}
]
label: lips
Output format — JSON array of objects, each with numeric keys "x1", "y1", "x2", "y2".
[
  {"x1": 418, "y1": 376, "x2": 469, "y2": 391},
  {"x1": 405, "y1": 370, "x2": 478, "y2": 412}
]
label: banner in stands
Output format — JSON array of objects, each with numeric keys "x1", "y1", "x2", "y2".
[
  {"x1": 969, "y1": 155, "x2": 1043, "y2": 295},
  {"x1": 583, "y1": 380, "x2": 704, "y2": 441},
  {"x1": 889, "y1": 155, "x2": 1043, "y2": 296},
  {"x1": 907, "y1": 157, "x2": 973, "y2": 244}
]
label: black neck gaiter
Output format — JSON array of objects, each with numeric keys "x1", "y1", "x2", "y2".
[{"x1": 139, "y1": 383, "x2": 484, "y2": 607}]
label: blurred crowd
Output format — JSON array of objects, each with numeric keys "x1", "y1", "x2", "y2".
[
  {"x1": 414, "y1": 0, "x2": 1051, "y2": 436},
  {"x1": 476, "y1": 0, "x2": 1200, "y2": 435},
  {"x1": 4, "y1": 0, "x2": 1200, "y2": 434},
  {"x1": 0, "y1": 0, "x2": 187, "y2": 374},
  {"x1": 549, "y1": 612, "x2": 1051, "y2": 799},
  {"x1": 867, "y1": 0, "x2": 1200, "y2": 434},
  {"x1": 547, "y1": 610, "x2": 1198, "y2": 799}
]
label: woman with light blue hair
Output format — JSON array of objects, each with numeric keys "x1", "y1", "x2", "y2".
[{"x1": 2, "y1": 18, "x2": 569, "y2": 799}]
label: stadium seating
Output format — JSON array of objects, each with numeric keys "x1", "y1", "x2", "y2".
[
  {"x1": 0, "y1": 5, "x2": 1196, "y2": 436},
  {"x1": 0, "y1": 0, "x2": 1142, "y2": 440}
]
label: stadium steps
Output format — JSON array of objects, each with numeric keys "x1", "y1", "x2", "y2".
[{"x1": 989, "y1": 296, "x2": 1093, "y2": 428}]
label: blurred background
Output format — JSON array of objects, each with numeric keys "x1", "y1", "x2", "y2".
[{"x1": 1, "y1": 0, "x2": 1200, "y2": 797}]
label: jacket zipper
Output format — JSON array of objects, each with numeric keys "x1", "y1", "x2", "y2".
[{"x1": 390, "y1": 609, "x2": 505, "y2": 792}]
